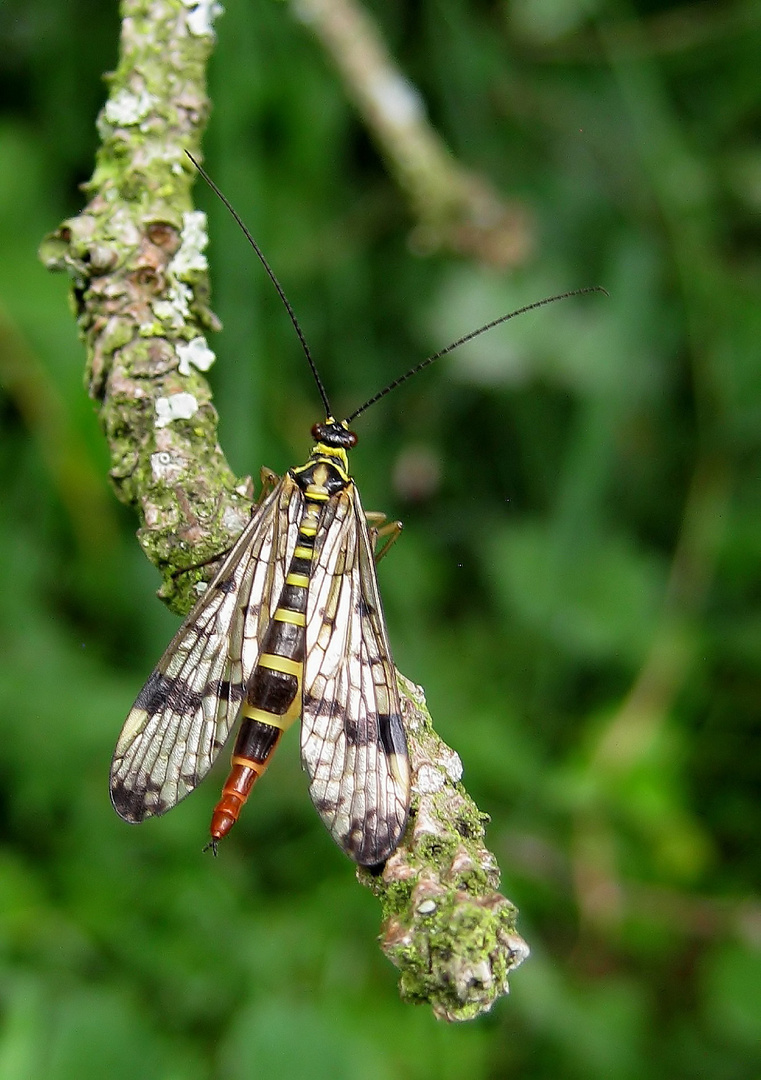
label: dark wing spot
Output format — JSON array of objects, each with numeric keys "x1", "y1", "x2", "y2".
[
  {"x1": 110, "y1": 780, "x2": 150, "y2": 822},
  {"x1": 343, "y1": 811, "x2": 402, "y2": 866},
  {"x1": 134, "y1": 672, "x2": 202, "y2": 716},
  {"x1": 311, "y1": 793, "x2": 339, "y2": 818},
  {"x1": 378, "y1": 712, "x2": 406, "y2": 758},
  {"x1": 170, "y1": 679, "x2": 204, "y2": 715},
  {"x1": 241, "y1": 598, "x2": 263, "y2": 623},
  {"x1": 177, "y1": 767, "x2": 204, "y2": 789},
  {"x1": 215, "y1": 576, "x2": 237, "y2": 595},
  {"x1": 303, "y1": 691, "x2": 344, "y2": 720},
  {"x1": 110, "y1": 774, "x2": 170, "y2": 822},
  {"x1": 206, "y1": 679, "x2": 245, "y2": 704},
  {"x1": 343, "y1": 713, "x2": 371, "y2": 746}
]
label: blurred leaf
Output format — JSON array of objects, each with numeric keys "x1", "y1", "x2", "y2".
[
  {"x1": 486, "y1": 518, "x2": 664, "y2": 662},
  {"x1": 702, "y1": 942, "x2": 761, "y2": 1050}
]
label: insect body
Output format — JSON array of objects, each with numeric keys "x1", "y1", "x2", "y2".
[
  {"x1": 110, "y1": 152, "x2": 604, "y2": 866},
  {"x1": 111, "y1": 418, "x2": 410, "y2": 865}
]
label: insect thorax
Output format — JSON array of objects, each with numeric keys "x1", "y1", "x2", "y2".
[{"x1": 290, "y1": 444, "x2": 352, "y2": 499}]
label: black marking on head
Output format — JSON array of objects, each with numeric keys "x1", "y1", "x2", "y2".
[
  {"x1": 135, "y1": 672, "x2": 204, "y2": 716},
  {"x1": 311, "y1": 419, "x2": 357, "y2": 449}
]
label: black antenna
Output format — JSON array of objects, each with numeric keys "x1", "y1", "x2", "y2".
[
  {"x1": 185, "y1": 151, "x2": 333, "y2": 419},
  {"x1": 345, "y1": 287, "x2": 608, "y2": 423},
  {"x1": 187, "y1": 152, "x2": 607, "y2": 428}
]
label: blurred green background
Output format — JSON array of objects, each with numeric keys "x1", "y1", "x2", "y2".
[{"x1": 1, "y1": 0, "x2": 760, "y2": 1077}]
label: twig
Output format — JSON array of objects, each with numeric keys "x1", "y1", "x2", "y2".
[
  {"x1": 293, "y1": 0, "x2": 532, "y2": 267},
  {"x1": 39, "y1": 0, "x2": 528, "y2": 1019}
]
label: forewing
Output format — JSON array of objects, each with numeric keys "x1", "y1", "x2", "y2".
[
  {"x1": 301, "y1": 485, "x2": 410, "y2": 865},
  {"x1": 111, "y1": 476, "x2": 302, "y2": 822}
]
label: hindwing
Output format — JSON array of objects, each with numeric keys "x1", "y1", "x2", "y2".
[
  {"x1": 110, "y1": 477, "x2": 303, "y2": 822},
  {"x1": 301, "y1": 484, "x2": 410, "y2": 864}
]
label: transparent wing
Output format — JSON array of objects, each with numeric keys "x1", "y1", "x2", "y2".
[
  {"x1": 301, "y1": 485, "x2": 410, "y2": 865},
  {"x1": 111, "y1": 476, "x2": 303, "y2": 822}
]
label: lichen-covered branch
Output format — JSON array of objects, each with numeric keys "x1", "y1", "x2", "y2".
[
  {"x1": 40, "y1": 0, "x2": 246, "y2": 613},
  {"x1": 293, "y1": 0, "x2": 532, "y2": 267},
  {"x1": 40, "y1": 0, "x2": 528, "y2": 1020},
  {"x1": 365, "y1": 676, "x2": 529, "y2": 1021}
]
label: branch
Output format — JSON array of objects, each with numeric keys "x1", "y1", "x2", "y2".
[
  {"x1": 365, "y1": 675, "x2": 529, "y2": 1020},
  {"x1": 40, "y1": 0, "x2": 247, "y2": 613},
  {"x1": 293, "y1": 0, "x2": 533, "y2": 267},
  {"x1": 40, "y1": 0, "x2": 528, "y2": 1019}
]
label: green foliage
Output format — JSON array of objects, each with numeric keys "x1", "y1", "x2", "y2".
[{"x1": 1, "y1": 0, "x2": 760, "y2": 1076}]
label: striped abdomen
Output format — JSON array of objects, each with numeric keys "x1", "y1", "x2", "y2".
[{"x1": 208, "y1": 463, "x2": 334, "y2": 844}]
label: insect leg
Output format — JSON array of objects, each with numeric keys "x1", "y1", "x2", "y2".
[
  {"x1": 258, "y1": 466, "x2": 281, "y2": 501},
  {"x1": 365, "y1": 512, "x2": 403, "y2": 563}
]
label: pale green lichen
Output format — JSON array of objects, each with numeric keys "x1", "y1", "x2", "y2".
[
  {"x1": 103, "y1": 88, "x2": 158, "y2": 127},
  {"x1": 177, "y1": 336, "x2": 216, "y2": 374},
  {"x1": 171, "y1": 211, "x2": 210, "y2": 276},
  {"x1": 155, "y1": 391, "x2": 199, "y2": 426},
  {"x1": 182, "y1": 0, "x2": 224, "y2": 37},
  {"x1": 152, "y1": 282, "x2": 194, "y2": 329}
]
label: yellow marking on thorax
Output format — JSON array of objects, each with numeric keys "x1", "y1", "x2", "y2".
[
  {"x1": 292, "y1": 445, "x2": 351, "y2": 485},
  {"x1": 303, "y1": 462, "x2": 331, "y2": 501},
  {"x1": 312, "y1": 444, "x2": 350, "y2": 473}
]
